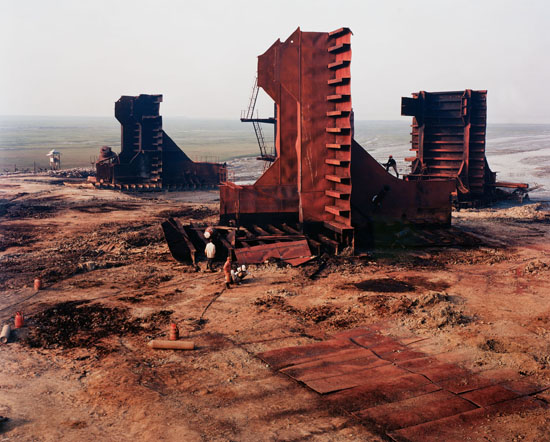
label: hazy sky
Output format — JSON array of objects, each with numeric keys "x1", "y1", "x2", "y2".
[{"x1": 1, "y1": 0, "x2": 549, "y2": 123}]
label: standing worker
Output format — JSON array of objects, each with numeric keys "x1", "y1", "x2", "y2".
[
  {"x1": 383, "y1": 155, "x2": 399, "y2": 178},
  {"x1": 205, "y1": 238, "x2": 216, "y2": 271},
  {"x1": 223, "y1": 256, "x2": 232, "y2": 289}
]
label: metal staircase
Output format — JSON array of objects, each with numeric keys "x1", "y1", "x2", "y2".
[
  {"x1": 243, "y1": 77, "x2": 260, "y2": 120},
  {"x1": 241, "y1": 77, "x2": 277, "y2": 162}
]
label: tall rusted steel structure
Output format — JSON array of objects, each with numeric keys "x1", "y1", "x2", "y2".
[
  {"x1": 220, "y1": 28, "x2": 455, "y2": 249},
  {"x1": 94, "y1": 94, "x2": 225, "y2": 190},
  {"x1": 401, "y1": 90, "x2": 496, "y2": 203},
  {"x1": 401, "y1": 90, "x2": 528, "y2": 205}
]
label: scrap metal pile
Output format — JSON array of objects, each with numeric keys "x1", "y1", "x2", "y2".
[
  {"x1": 163, "y1": 27, "x2": 529, "y2": 264},
  {"x1": 162, "y1": 219, "x2": 317, "y2": 267},
  {"x1": 161, "y1": 216, "x2": 488, "y2": 267},
  {"x1": 92, "y1": 94, "x2": 226, "y2": 191}
]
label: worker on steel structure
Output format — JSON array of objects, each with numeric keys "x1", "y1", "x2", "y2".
[
  {"x1": 205, "y1": 238, "x2": 216, "y2": 271},
  {"x1": 223, "y1": 256, "x2": 232, "y2": 289},
  {"x1": 383, "y1": 155, "x2": 399, "y2": 178}
]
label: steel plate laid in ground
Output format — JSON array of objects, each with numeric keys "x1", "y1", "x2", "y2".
[{"x1": 258, "y1": 326, "x2": 548, "y2": 441}]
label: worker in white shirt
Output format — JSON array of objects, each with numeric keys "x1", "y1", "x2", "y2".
[{"x1": 205, "y1": 238, "x2": 216, "y2": 271}]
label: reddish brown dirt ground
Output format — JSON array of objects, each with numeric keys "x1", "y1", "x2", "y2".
[{"x1": 1, "y1": 174, "x2": 549, "y2": 441}]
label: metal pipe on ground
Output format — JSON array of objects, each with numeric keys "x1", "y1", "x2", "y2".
[
  {"x1": 0, "y1": 325, "x2": 11, "y2": 344},
  {"x1": 147, "y1": 340, "x2": 195, "y2": 350}
]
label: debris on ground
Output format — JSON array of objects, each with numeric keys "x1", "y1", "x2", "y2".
[
  {"x1": 23, "y1": 301, "x2": 173, "y2": 352},
  {"x1": 524, "y1": 259, "x2": 549, "y2": 274}
]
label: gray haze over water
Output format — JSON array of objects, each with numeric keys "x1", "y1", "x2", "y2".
[{"x1": 1, "y1": 117, "x2": 549, "y2": 201}]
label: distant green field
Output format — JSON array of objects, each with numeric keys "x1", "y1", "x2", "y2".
[{"x1": 0, "y1": 116, "x2": 259, "y2": 170}]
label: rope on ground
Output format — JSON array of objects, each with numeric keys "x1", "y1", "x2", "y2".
[{"x1": 197, "y1": 287, "x2": 226, "y2": 324}]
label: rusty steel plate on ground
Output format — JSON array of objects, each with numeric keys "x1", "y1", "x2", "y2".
[
  {"x1": 234, "y1": 239, "x2": 313, "y2": 266},
  {"x1": 258, "y1": 326, "x2": 549, "y2": 440}
]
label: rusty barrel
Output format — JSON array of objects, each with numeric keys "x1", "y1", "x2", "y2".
[
  {"x1": 14, "y1": 312, "x2": 24, "y2": 329},
  {"x1": 34, "y1": 278, "x2": 43, "y2": 291},
  {"x1": 169, "y1": 323, "x2": 179, "y2": 341}
]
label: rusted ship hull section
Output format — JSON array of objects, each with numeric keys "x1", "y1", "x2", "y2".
[
  {"x1": 219, "y1": 27, "x2": 455, "y2": 251},
  {"x1": 402, "y1": 90, "x2": 528, "y2": 205},
  {"x1": 350, "y1": 140, "x2": 453, "y2": 226},
  {"x1": 163, "y1": 27, "x2": 528, "y2": 262},
  {"x1": 94, "y1": 95, "x2": 225, "y2": 191}
]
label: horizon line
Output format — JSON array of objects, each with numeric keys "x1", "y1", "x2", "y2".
[{"x1": 0, "y1": 115, "x2": 549, "y2": 125}]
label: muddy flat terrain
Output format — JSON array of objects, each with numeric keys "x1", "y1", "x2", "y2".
[{"x1": 1, "y1": 174, "x2": 550, "y2": 441}]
